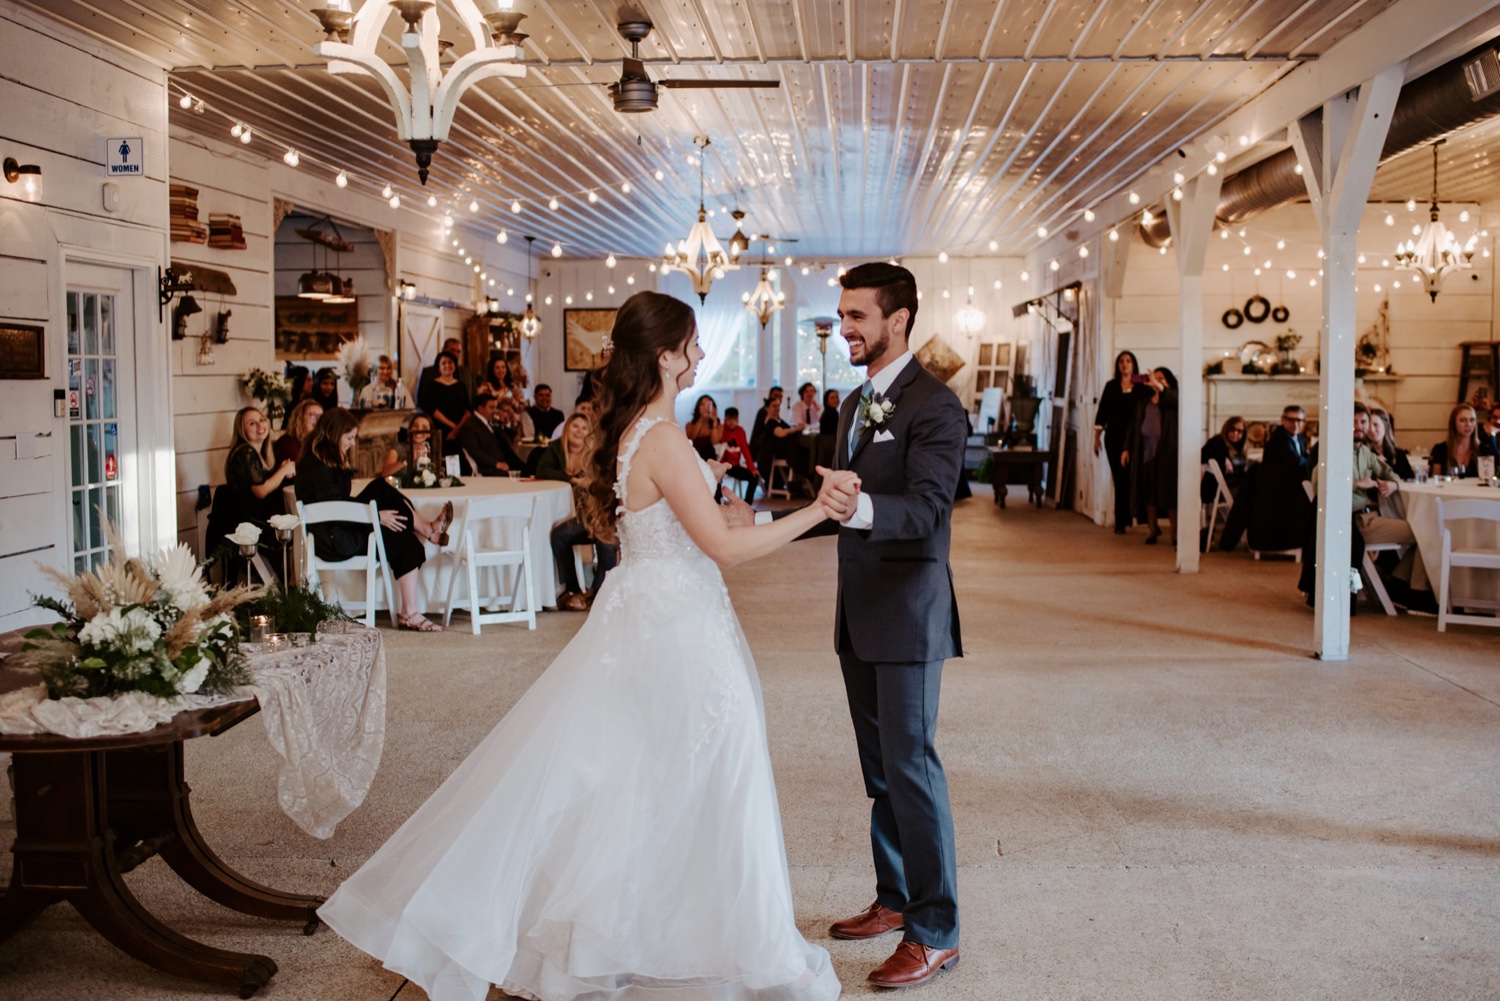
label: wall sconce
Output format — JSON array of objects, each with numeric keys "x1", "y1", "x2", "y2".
[
  {"x1": 3, "y1": 157, "x2": 42, "y2": 203},
  {"x1": 158, "y1": 266, "x2": 195, "y2": 323},
  {"x1": 399, "y1": 279, "x2": 417, "y2": 301}
]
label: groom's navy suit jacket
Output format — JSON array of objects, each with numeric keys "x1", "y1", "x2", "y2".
[{"x1": 820, "y1": 359, "x2": 967, "y2": 665}]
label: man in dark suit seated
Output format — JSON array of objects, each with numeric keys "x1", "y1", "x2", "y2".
[
  {"x1": 526, "y1": 384, "x2": 566, "y2": 439},
  {"x1": 455, "y1": 389, "x2": 525, "y2": 475},
  {"x1": 1218, "y1": 405, "x2": 1312, "y2": 551}
]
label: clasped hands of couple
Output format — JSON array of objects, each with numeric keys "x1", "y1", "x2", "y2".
[{"x1": 712, "y1": 461, "x2": 862, "y2": 527}]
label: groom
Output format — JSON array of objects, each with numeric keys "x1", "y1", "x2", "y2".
[{"x1": 817, "y1": 262, "x2": 967, "y2": 988}]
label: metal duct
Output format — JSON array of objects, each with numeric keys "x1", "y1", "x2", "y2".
[{"x1": 1139, "y1": 40, "x2": 1500, "y2": 247}]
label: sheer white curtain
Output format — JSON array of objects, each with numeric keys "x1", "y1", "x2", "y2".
[{"x1": 657, "y1": 269, "x2": 757, "y2": 420}]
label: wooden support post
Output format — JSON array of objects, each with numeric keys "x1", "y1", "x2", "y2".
[
  {"x1": 1290, "y1": 64, "x2": 1404, "y2": 661},
  {"x1": 1165, "y1": 172, "x2": 1223, "y2": 572}
]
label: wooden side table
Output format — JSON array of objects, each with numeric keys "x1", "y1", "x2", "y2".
[
  {"x1": 0, "y1": 699, "x2": 323, "y2": 997},
  {"x1": 987, "y1": 446, "x2": 1048, "y2": 509}
]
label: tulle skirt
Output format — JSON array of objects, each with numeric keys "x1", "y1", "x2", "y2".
[{"x1": 319, "y1": 557, "x2": 840, "y2": 1001}]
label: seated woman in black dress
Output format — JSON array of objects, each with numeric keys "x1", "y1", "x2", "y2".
[
  {"x1": 820, "y1": 388, "x2": 841, "y2": 434},
  {"x1": 1367, "y1": 406, "x2": 1414, "y2": 481},
  {"x1": 1200, "y1": 415, "x2": 1247, "y2": 503},
  {"x1": 295, "y1": 407, "x2": 452, "y2": 632},
  {"x1": 1429, "y1": 402, "x2": 1498, "y2": 478},
  {"x1": 207, "y1": 406, "x2": 296, "y2": 570}
]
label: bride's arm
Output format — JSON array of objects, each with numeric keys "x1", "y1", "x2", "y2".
[{"x1": 635, "y1": 425, "x2": 832, "y2": 569}]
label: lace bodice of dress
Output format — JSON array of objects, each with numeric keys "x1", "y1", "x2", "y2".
[{"x1": 615, "y1": 416, "x2": 719, "y2": 567}]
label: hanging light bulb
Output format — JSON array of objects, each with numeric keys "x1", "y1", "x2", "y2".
[
  {"x1": 179, "y1": 92, "x2": 193, "y2": 109},
  {"x1": 1037, "y1": 226, "x2": 1048, "y2": 238},
  {"x1": 1020, "y1": 270, "x2": 1030, "y2": 281},
  {"x1": 497, "y1": 230, "x2": 508, "y2": 244},
  {"x1": 425, "y1": 193, "x2": 436, "y2": 207},
  {"x1": 382, "y1": 183, "x2": 394, "y2": 199},
  {"x1": 605, "y1": 253, "x2": 617, "y2": 268},
  {"x1": 1084, "y1": 208, "x2": 1096, "y2": 222},
  {"x1": 230, "y1": 121, "x2": 244, "y2": 137},
  {"x1": 240, "y1": 126, "x2": 253, "y2": 144},
  {"x1": 1078, "y1": 245, "x2": 1089, "y2": 258},
  {"x1": 937, "y1": 251, "x2": 949, "y2": 264},
  {"x1": 283, "y1": 149, "x2": 300, "y2": 166},
  {"x1": 622, "y1": 180, "x2": 632, "y2": 194},
  {"x1": 1172, "y1": 171, "x2": 1185, "y2": 185},
  {"x1": 1108, "y1": 229, "x2": 1119, "y2": 242},
  {"x1": 654, "y1": 169, "x2": 665, "y2": 181},
  {"x1": 588, "y1": 190, "x2": 599, "y2": 203},
  {"x1": 1128, "y1": 191, "x2": 1141, "y2": 205},
  {"x1": 389, "y1": 194, "x2": 401, "y2": 208},
  {"x1": 549, "y1": 196, "x2": 560, "y2": 210},
  {"x1": 1276, "y1": 239, "x2": 1286, "y2": 250},
  {"x1": 989, "y1": 240, "x2": 1000, "y2": 252},
  {"x1": 551, "y1": 241, "x2": 562, "y2": 257},
  {"x1": 1049, "y1": 259, "x2": 1059, "y2": 271},
  {"x1": 336, "y1": 170, "x2": 348, "y2": 188}
]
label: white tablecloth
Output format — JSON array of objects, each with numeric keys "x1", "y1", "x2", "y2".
[
  {"x1": 351, "y1": 476, "x2": 575, "y2": 613},
  {"x1": 1399, "y1": 481, "x2": 1500, "y2": 605}
]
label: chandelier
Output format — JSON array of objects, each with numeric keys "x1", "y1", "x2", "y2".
[
  {"x1": 311, "y1": 0, "x2": 529, "y2": 184},
  {"x1": 955, "y1": 287, "x2": 985, "y2": 335},
  {"x1": 662, "y1": 137, "x2": 737, "y2": 302},
  {"x1": 1395, "y1": 142, "x2": 1476, "y2": 302},
  {"x1": 520, "y1": 236, "x2": 541, "y2": 338},
  {"x1": 742, "y1": 264, "x2": 785, "y2": 328}
]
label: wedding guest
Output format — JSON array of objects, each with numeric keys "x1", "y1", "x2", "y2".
[
  {"x1": 296, "y1": 407, "x2": 449, "y2": 632},
  {"x1": 309, "y1": 367, "x2": 341, "y2": 410},
  {"x1": 380, "y1": 412, "x2": 438, "y2": 479},
  {"x1": 1367, "y1": 406, "x2": 1414, "y2": 480},
  {"x1": 225, "y1": 406, "x2": 295, "y2": 519},
  {"x1": 527, "y1": 383, "x2": 566, "y2": 439},
  {"x1": 685, "y1": 394, "x2": 721, "y2": 460},
  {"x1": 754, "y1": 394, "x2": 805, "y2": 490},
  {"x1": 551, "y1": 395, "x2": 595, "y2": 440},
  {"x1": 1429, "y1": 402, "x2": 1498, "y2": 478},
  {"x1": 483, "y1": 353, "x2": 523, "y2": 409},
  {"x1": 505, "y1": 349, "x2": 530, "y2": 397},
  {"x1": 496, "y1": 396, "x2": 535, "y2": 443},
  {"x1": 1482, "y1": 401, "x2": 1500, "y2": 450},
  {"x1": 749, "y1": 386, "x2": 784, "y2": 460},
  {"x1": 275, "y1": 398, "x2": 323, "y2": 466},
  {"x1": 355, "y1": 355, "x2": 411, "y2": 410},
  {"x1": 1263, "y1": 404, "x2": 1312, "y2": 476},
  {"x1": 541, "y1": 414, "x2": 618, "y2": 611},
  {"x1": 789, "y1": 382, "x2": 821, "y2": 426},
  {"x1": 281, "y1": 364, "x2": 312, "y2": 429},
  {"x1": 1218, "y1": 404, "x2": 1313, "y2": 553},
  {"x1": 1093, "y1": 350, "x2": 1143, "y2": 533},
  {"x1": 416, "y1": 336, "x2": 475, "y2": 404},
  {"x1": 820, "y1": 388, "x2": 842, "y2": 434},
  {"x1": 418, "y1": 350, "x2": 471, "y2": 448},
  {"x1": 719, "y1": 406, "x2": 760, "y2": 502},
  {"x1": 456, "y1": 390, "x2": 526, "y2": 476},
  {"x1": 1122, "y1": 366, "x2": 1177, "y2": 545},
  {"x1": 1200, "y1": 415, "x2": 1247, "y2": 503}
]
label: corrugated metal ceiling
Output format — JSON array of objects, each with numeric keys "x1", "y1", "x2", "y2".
[{"x1": 18, "y1": 0, "x2": 1417, "y2": 258}]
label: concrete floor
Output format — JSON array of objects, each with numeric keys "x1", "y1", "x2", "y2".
[{"x1": 2, "y1": 484, "x2": 1498, "y2": 1000}]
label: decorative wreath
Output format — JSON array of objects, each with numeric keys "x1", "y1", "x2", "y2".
[
  {"x1": 1222, "y1": 308, "x2": 1244, "y2": 329},
  {"x1": 1244, "y1": 295, "x2": 1272, "y2": 323},
  {"x1": 1271, "y1": 305, "x2": 1290, "y2": 323}
]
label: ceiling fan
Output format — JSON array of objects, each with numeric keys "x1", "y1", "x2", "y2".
[{"x1": 607, "y1": 7, "x2": 780, "y2": 114}]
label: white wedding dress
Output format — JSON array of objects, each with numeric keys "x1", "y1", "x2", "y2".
[{"x1": 319, "y1": 417, "x2": 840, "y2": 1001}]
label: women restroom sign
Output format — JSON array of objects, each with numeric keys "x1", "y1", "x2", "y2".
[{"x1": 106, "y1": 138, "x2": 144, "y2": 176}]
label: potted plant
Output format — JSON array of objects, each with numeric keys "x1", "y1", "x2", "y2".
[{"x1": 1274, "y1": 331, "x2": 1302, "y2": 375}]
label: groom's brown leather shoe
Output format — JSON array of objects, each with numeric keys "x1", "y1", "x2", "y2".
[
  {"x1": 867, "y1": 940, "x2": 960, "y2": 989},
  {"x1": 829, "y1": 902, "x2": 904, "y2": 940}
]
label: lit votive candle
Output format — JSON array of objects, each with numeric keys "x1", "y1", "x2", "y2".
[
  {"x1": 264, "y1": 632, "x2": 288, "y2": 652},
  {"x1": 248, "y1": 615, "x2": 273, "y2": 644}
]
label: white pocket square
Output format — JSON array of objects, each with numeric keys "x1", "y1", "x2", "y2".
[{"x1": 873, "y1": 429, "x2": 895, "y2": 443}]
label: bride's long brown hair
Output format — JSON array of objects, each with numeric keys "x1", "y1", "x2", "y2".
[{"x1": 579, "y1": 291, "x2": 698, "y2": 544}]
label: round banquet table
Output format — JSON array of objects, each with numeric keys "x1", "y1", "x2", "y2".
[
  {"x1": 345, "y1": 477, "x2": 575, "y2": 614},
  {"x1": 1396, "y1": 480, "x2": 1500, "y2": 605}
]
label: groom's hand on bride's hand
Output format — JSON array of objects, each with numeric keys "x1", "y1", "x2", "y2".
[
  {"x1": 815, "y1": 467, "x2": 861, "y2": 522},
  {"x1": 720, "y1": 491, "x2": 756, "y2": 527}
]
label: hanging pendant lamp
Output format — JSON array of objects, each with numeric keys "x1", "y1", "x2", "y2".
[
  {"x1": 662, "y1": 136, "x2": 737, "y2": 303},
  {"x1": 1394, "y1": 141, "x2": 1477, "y2": 302},
  {"x1": 521, "y1": 236, "x2": 540, "y2": 338}
]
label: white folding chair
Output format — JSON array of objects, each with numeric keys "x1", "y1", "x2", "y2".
[
  {"x1": 1360, "y1": 543, "x2": 1403, "y2": 616},
  {"x1": 574, "y1": 544, "x2": 596, "y2": 593},
  {"x1": 1436, "y1": 497, "x2": 1500, "y2": 632},
  {"x1": 767, "y1": 459, "x2": 792, "y2": 499},
  {"x1": 1201, "y1": 459, "x2": 1233, "y2": 551},
  {"x1": 442, "y1": 495, "x2": 538, "y2": 633},
  {"x1": 296, "y1": 500, "x2": 395, "y2": 627}
]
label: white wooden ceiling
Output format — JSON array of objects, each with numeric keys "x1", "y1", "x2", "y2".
[{"x1": 21, "y1": 0, "x2": 1416, "y2": 258}]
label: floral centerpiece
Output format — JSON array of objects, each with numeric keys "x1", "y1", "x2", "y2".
[
  {"x1": 21, "y1": 541, "x2": 258, "y2": 700},
  {"x1": 240, "y1": 367, "x2": 292, "y2": 422},
  {"x1": 337, "y1": 335, "x2": 375, "y2": 399},
  {"x1": 390, "y1": 454, "x2": 462, "y2": 490}
]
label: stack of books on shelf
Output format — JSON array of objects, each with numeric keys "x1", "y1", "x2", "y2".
[
  {"x1": 208, "y1": 213, "x2": 246, "y2": 250},
  {"x1": 170, "y1": 184, "x2": 207, "y2": 244}
]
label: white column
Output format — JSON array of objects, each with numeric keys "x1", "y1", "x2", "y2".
[
  {"x1": 1165, "y1": 172, "x2": 1223, "y2": 572},
  {"x1": 1290, "y1": 65, "x2": 1404, "y2": 660}
]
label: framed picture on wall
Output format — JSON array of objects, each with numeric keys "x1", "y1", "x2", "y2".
[
  {"x1": 564, "y1": 308, "x2": 618, "y2": 371},
  {"x1": 0, "y1": 323, "x2": 45, "y2": 379},
  {"x1": 275, "y1": 296, "x2": 360, "y2": 360}
]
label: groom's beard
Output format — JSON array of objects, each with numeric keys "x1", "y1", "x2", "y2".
[{"x1": 848, "y1": 325, "x2": 891, "y2": 367}]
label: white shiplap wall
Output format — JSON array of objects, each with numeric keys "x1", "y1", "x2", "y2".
[{"x1": 0, "y1": 3, "x2": 174, "y2": 630}]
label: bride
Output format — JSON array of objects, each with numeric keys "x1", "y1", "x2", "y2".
[{"x1": 319, "y1": 291, "x2": 851, "y2": 1001}]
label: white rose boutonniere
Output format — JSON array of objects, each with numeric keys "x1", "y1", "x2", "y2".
[{"x1": 859, "y1": 396, "x2": 896, "y2": 428}]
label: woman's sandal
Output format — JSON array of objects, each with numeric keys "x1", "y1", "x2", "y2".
[
  {"x1": 398, "y1": 613, "x2": 443, "y2": 632},
  {"x1": 430, "y1": 500, "x2": 454, "y2": 547}
]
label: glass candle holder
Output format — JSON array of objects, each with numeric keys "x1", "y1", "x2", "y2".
[
  {"x1": 248, "y1": 614, "x2": 274, "y2": 644},
  {"x1": 264, "y1": 632, "x2": 288, "y2": 652}
]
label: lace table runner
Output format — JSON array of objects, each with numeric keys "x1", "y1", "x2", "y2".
[{"x1": 0, "y1": 620, "x2": 386, "y2": 839}]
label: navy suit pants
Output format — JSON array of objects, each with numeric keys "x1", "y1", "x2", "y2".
[{"x1": 838, "y1": 620, "x2": 959, "y2": 950}]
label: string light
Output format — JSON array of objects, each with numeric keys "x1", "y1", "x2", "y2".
[
  {"x1": 588, "y1": 190, "x2": 599, "y2": 204},
  {"x1": 511, "y1": 199, "x2": 522, "y2": 213},
  {"x1": 605, "y1": 253, "x2": 617, "y2": 268},
  {"x1": 1128, "y1": 191, "x2": 1141, "y2": 205},
  {"x1": 382, "y1": 183, "x2": 394, "y2": 199},
  {"x1": 654, "y1": 169, "x2": 665, "y2": 180},
  {"x1": 1108, "y1": 229, "x2": 1119, "y2": 242},
  {"x1": 427, "y1": 193, "x2": 437, "y2": 207},
  {"x1": 627, "y1": 275, "x2": 636, "y2": 284},
  {"x1": 1037, "y1": 226, "x2": 1048, "y2": 238},
  {"x1": 549, "y1": 197, "x2": 560, "y2": 210},
  {"x1": 179, "y1": 93, "x2": 193, "y2": 109},
  {"x1": 1215, "y1": 151, "x2": 1228, "y2": 163},
  {"x1": 336, "y1": 170, "x2": 348, "y2": 188},
  {"x1": 1172, "y1": 188, "x2": 1182, "y2": 201},
  {"x1": 989, "y1": 240, "x2": 999, "y2": 252},
  {"x1": 1384, "y1": 213, "x2": 1395, "y2": 226},
  {"x1": 1083, "y1": 208, "x2": 1096, "y2": 222},
  {"x1": 1020, "y1": 270, "x2": 1030, "y2": 281},
  {"x1": 240, "y1": 126, "x2": 252, "y2": 144},
  {"x1": 1406, "y1": 198, "x2": 1417, "y2": 211},
  {"x1": 1276, "y1": 239, "x2": 1286, "y2": 250},
  {"x1": 1206, "y1": 162, "x2": 1219, "y2": 176},
  {"x1": 1173, "y1": 171, "x2": 1185, "y2": 185},
  {"x1": 551, "y1": 242, "x2": 562, "y2": 257},
  {"x1": 938, "y1": 251, "x2": 949, "y2": 263},
  {"x1": 1078, "y1": 245, "x2": 1089, "y2": 258},
  {"x1": 545, "y1": 295, "x2": 554, "y2": 305},
  {"x1": 1293, "y1": 163, "x2": 1303, "y2": 175},
  {"x1": 622, "y1": 181, "x2": 632, "y2": 194},
  {"x1": 1049, "y1": 259, "x2": 1059, "y2": 271},
  {"x1": 282, "y1": 149, "x2": 300, "y2": 167},
  {"x1": 389, "y1": 194, "x2": 401, "y2": 208},
  {"x1": 230, "y1": 121, "x2": 243, "y2": 137},
  {"x1": 468, "y1": 199, "x2": 480, "y2": 213}
]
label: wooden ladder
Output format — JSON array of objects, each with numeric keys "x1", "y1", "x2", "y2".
[{"x1": 1458, "y1": 341, "x2": 1500, "y2": 405}]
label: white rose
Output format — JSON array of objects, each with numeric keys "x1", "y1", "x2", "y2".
[
  {"x1": 79, "y1": 608, "x2": 124, "y2": 648},
  {"x1": 421, "y1": 470, "x2": 436, "y2": 486},
  {"x1": 177, "y1": 660, "x2": 210, "y2": 694},
  {"x1": 227, "y1": 522, "x2": 262, "y2": 546},
  {"x1": 267, "y1": 514, "x2": 300, "y2": 532}
]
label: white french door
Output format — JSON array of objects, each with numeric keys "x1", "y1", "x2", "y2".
[{"x1": 65, "y1": 264, "x2": 138, "y2": 572}]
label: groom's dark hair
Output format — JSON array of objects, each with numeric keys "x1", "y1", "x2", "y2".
[{"x1": 841, "y1": 262, "x2": 918, "y2": 335}]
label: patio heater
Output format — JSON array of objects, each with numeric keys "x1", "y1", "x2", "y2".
[{"x1": 812, "y1": 317, "x2": 836, "y2": 397}]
